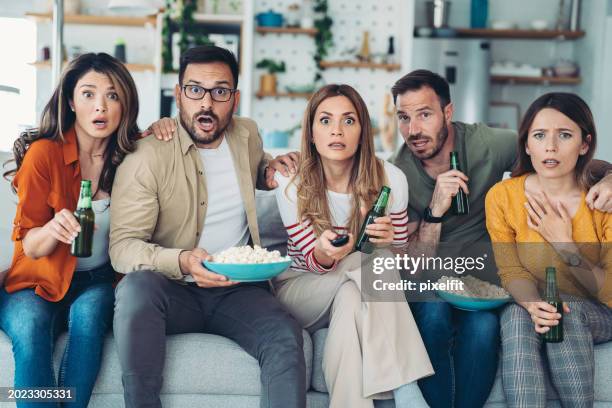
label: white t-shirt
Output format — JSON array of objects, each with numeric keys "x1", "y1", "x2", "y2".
[
  {"x1": 197, "y1": 137, "x2": 250, "y2": 254},
  {"x1": 76, "y1": 197, "x2": 111, "y2": 271},
  {"x1": 274, "y1": 160, "x2": 409, "y2": 274}
]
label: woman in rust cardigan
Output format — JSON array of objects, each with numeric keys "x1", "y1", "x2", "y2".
[{"x1": 0, "y1": 53, "x2": 140, "y2": 408}]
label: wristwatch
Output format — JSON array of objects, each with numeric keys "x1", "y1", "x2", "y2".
[{"x1": 423, "y1": 207, "x2": 443, "y2": 223}]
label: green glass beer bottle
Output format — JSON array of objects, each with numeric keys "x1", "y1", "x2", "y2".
[
  {"x1": 355, "y1": 186, "x2": 391, "y2": 254},
  {"x1": 450, "y1": 151, "x2": 469, "y2": 215},
  {"x1": 543, "y1": 266, "x2": 564, "y2": 343},
  {"x1": 70, "y1": 180, "x2": 95, "y2": 257}
]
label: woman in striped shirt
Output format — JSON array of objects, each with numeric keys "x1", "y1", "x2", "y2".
[{"x1": 273, "y1": 84, "x2": 433, "y2": 408}]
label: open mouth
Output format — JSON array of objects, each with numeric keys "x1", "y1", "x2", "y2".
[
  {"x1": 328, "y1": 142, "x2": 346, "y2": 149},
  {"x1": 411, "y1": 139, "x2": 429, "y2": 149},
  {"x1": 196, "y1": 114, "x2": 216, "y2": 132},
  {"x1": 542, "y1": 159, "x2": 560, "y2": 167},
  {"x1": 92, "y1": 119, "x2": 107, "y2": 129}
]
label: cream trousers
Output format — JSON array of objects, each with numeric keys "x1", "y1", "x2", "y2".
[{"x1": 275, "y1": 252, "x2": 433, "y2": 408}]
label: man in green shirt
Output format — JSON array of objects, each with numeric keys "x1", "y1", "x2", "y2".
[{"x1": 389, "y1": 69, "x2": 612, "y2": 408}]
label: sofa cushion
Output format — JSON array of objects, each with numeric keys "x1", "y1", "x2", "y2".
[
  {"x1": 593, "y1": 340, "x2": 612, "y2": 401},
  {"x1": 311, "y1": 329, "x2": 328, "y2": 393},
  {"x1": 83, "y1": 391, "x2": 331, "y2": 408},
  {"x1": 0, "y1": 330, "x2": 313, "y2": 396},
  {"x1": 0, "y1": 151, "x2": 16, "y2": 272},
  {"x1": 313, "y1": 327, "x2": 612, "y2": 404},
  {"x1": 255, "y1": 190, "x2": 288, "y2": 255}
]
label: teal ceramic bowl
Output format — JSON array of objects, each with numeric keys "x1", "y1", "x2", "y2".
[
  {"x1": 203, "y1": 260, "x2": 292, "y2": 282},
  {"x1": 436, "y1": 290, "x2": 511, "y2": 311}
]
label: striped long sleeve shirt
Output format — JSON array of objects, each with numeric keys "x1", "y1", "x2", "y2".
[{"x1": 274, "y1": 160, "x2": 410, "y2": 274}]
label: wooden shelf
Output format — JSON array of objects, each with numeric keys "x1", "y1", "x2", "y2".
[
  {"x1": 256, "y1": 92, "x2": 312, "y2": 99},
  {"x1": 256, "y1": 27, "x2": 318, "y2": 36},
  {"x1": 491, "y1": 75, "x2": 581, "y2": 85},
  {"x1": 29, "y1": 61, "x2": 155, "y2": 72},
  {"x1": 26, "y1": 12, "x2": 157, "y2": 27},
  {"x1": 191, "y1": 13, "x2": 243, "y2": 24},
  {"x1": 452, "y1": 28, "x2": 585, "y2": 39},
  {"x1": 319, "y1": 61, "x2": 401, "y2": 71}
]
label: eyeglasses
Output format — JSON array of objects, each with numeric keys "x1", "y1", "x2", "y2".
[{"x1": 181, "y1": 84, "x2": 236, "y2": 102}]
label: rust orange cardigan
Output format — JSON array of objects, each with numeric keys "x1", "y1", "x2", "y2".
[{"x1": 5, "y1": 128, "x2": 81, "y2": 302}]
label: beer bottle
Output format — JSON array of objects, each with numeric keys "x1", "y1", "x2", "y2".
[
  {"x1": 543, "y1": 266, "x2": 564, "y2": 343},
  {"x1": 70, "y1": 180, "x2": 95, "y2": 257},
  {"x1": 355, "y1": 186, "x2": 391, "y2": 254},
  {"x1": 450, "y1": 151, "x2": 469, "y2": 215}
]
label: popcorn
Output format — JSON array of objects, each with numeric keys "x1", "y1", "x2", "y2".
[
  {"x1": 212, "y1": 245, "x2": 291, "y2": 264},
  {"x1": 437, "y1": 275, "x2": 509, "y2": 299}
]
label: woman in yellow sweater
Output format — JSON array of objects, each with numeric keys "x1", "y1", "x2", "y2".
[{"x1": 485, "y1": 92, "x2": 611, "y2": 408}]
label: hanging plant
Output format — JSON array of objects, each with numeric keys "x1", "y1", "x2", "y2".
[
  {"x1": 161, "y1": 0, "x2": 175, "y2": 72},
  {"x1": 162, "y1": 0, "x2": 212, "y2": 73},
  {"x1": 313, "y1": 0, "x2": 333, "y2": 84}
]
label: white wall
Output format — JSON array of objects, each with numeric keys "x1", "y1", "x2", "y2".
[
  {"x1": 597, "y1": 16, "x2": 612, "y2": 159},
  {"x1": 0, "y1": 0, "x2": 160, "y2": 139},
  {"x1": 575, "y1": 0, "x2": 608, "y2": 160}
]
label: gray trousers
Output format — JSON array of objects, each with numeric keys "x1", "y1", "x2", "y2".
[
  {"x1": 500, "y1": 300, "x2": 612, "y2": 408},
  {"x1": 113, "y1": 271, "x2": 306, "y2": 408}
]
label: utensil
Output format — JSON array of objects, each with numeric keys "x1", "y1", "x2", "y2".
[{"x1": 426, "y1": 0, "x2": 451, "y2": 28}]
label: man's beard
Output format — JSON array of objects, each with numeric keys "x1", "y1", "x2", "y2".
[
  {"x1": 407, "y1": 121, "x2": 449, "y2": 160},
  {"x1": 179, "y1": 107, "x2": 233, "y2": 146}
]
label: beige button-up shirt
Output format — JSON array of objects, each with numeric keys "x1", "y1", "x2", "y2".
[{"x1": 109, "y1": 116, "x2": 271, "y2": 279}]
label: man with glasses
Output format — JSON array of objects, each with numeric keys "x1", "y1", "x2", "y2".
[{"x1": 109, "y1": 46, "x2": 306, "y2": 408}]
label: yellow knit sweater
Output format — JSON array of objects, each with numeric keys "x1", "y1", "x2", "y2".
[{"x1": 485, "y1": 174, "x2": 611, "y2": 307}]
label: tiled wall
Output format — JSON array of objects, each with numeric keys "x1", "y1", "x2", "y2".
[{"x1": 251, "y1": 0, "x2": 408, "y2": 151}]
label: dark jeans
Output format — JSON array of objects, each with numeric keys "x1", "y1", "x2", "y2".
[
  {"x1": 410, "y1": 301, "x2": 500, "y2": 408},
  {"x1": 0, "y1": 264, "x2": 115, "y2": 408},
  {"x1": 113, "y1": 271, "x2": 306, "y2": 408}
]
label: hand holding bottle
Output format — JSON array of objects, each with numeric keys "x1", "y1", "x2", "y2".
[
  {"x1": 522, "y1": 300, "x2": 570, "y2": 334},
  {"x1": 429, "y1": 169, "x2": 469, "y2": 217},
  {"x1": 44, "y1": 208, "x2": 82, "y2": 244},
  {"x1": 361, "y1": 206, "x2": 394, "y2": 245},
  {"x1": 356, "y1": 186, "x2": 391, "y2": 253}
]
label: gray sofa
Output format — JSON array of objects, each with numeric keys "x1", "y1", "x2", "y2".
[{"x1": 1, "y1": 151, "x2": 611, "y2": 407}]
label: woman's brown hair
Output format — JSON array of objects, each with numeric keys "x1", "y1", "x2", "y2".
[
  {"x1": 511, "y1": 92, "x2": 597, "y2": 189},
  {"x1": 292, "y1": 84, "x2": 386, "y2": 239},
  {"x1": 3, "y1": 52, "x2": 140, "y2": 194}
]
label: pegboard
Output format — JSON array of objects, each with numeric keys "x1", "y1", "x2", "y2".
[{"x1": 251, "y1": 0, "x2": 405, "y2": 149}]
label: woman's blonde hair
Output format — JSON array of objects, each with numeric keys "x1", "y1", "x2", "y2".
[{"x1": 293, "y1": 84, "x2": 386, "y2": 238}]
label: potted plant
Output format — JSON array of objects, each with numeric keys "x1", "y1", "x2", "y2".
[
  {"x1": 256, "y1": 59, "x2": 286, "y2": 95},
  {"x1": 263, "y1": 123, "x2": 301, "y2": 148}
]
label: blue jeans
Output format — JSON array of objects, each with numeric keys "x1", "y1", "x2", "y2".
[
  {"x1": 410, "y1": 302, "x2": 500, "y2": 408},
  {"x1": 0, "y1": 264, "x2": 114, "y2": 408}
]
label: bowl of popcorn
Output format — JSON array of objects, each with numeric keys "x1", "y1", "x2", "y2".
[
  {"x1": 203, "y1": 245, "x2": 292, "y2": 282},
  {"x1": 435, "y1": 275, "x2": 512, "y2": 311}
]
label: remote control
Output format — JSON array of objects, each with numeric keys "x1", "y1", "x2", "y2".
[{"x1": 330, "y1": 234, "x2": 349, "y2": 247}]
